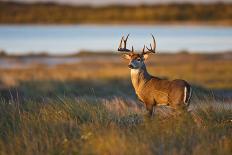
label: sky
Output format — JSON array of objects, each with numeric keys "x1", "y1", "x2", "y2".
[{"x1": 2, "y1": 0, "x2": 231, "y2": 5}]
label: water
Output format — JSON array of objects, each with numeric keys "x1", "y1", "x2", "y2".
[
  {"x1": 0, "y1": 57, "x2": 81, "y2": 69},
  {"x1": 0, "y1": 25, "x2": 232, "y2": 54}
]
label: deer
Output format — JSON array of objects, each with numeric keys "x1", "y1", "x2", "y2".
[{"x1": 117, "y1": 34, "x2": 192, "y2": 117}]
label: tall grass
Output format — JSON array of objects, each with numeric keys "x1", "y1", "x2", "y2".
[
  {"x1": 0, "y1": 95, "x2": 231, "y2": 155},
  {"x1": 0, "y1": 53, "x2": 231, "y2": 154}
]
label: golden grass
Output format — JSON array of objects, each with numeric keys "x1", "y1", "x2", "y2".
[
  {"x1": 0, "y1": 53, "x2": 231, "y2": 89},
  {"x1": 0, "y1": 53, "x2": 231, "y2": 154},
  {"x1": 0, "y1": 97, "x2": 231, "y2": 155}
]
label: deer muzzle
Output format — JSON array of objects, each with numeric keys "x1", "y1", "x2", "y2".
[{"x1": 128, "y1": 64, "x2": 134, "y2": 69}]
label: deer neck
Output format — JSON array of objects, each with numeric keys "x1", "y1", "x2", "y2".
[{"x1": 130, "y1": 65, "x2": 151, "y2": 93}]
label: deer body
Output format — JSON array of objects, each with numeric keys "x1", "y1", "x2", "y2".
[
  {"x1": 117, "y1": 34, "x2": 192, "y2": 116},
  {"x1": 130, "y1": 64, "x2": 191, "y2": 115}
]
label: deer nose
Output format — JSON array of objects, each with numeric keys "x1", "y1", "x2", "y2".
[{"x1": 128, "y1": 64, "x2": 134, "y2": 69}]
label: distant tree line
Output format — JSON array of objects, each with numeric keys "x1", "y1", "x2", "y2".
[{"x1": 0, "y1": 2, "x2": 231, "y2": 24}]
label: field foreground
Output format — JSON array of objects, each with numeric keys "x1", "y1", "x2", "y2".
[{"x1": 0, "y1": 52, "x2": 231, "y2": 154}]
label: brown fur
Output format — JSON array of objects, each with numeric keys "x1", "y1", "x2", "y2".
[
  {"x1": 118, "y1": 34, "x2": 191, "y2": 116},
  {"x1": 127, "y1": 53, "x2": 192, "y2": 116}
]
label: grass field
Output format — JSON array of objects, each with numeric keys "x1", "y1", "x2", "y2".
[{"x1": 0, "y1": 52, "x2": 231, "y2": 154}]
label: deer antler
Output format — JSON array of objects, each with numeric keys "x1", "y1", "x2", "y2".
[
  {"x1": 118, "y1": 34, "x2": 133, "y2": 53},
  {"x1": 142, "y1": 34, "x2": 156, "y2": 55}
]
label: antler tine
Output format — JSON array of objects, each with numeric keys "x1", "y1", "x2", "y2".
[
  {"x1": 142, "y1": 45, "x2": 145, "y2": 54},
  {"x1": 144, "y1": 34, "x2": 156, "y2": 54},
  {"x1": 123, "y1": 34, "x2": 130, "y2": 49},
  {"x1": 125, "y1": 34, "x2": 129, "y2": 42},
  {"x1": 132, "y1": 46, "x2": 134, "y2": 52},
  {"x1": 118, "y1": 36, "x2": 124, "y2": 49},
  {"x1": 152, "y1": 34, "x2": 156, "y2": 50},
  {"x1": 118, "y1": 34, "x2": 132, "y2": 53}
]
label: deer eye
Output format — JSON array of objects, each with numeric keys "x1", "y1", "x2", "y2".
[{"x1": 137, "y1": 58, "x2": 141, "y2": 61}]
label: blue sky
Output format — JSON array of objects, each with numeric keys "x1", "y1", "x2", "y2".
[{"x1": 2, "y1": 0, "x2": 231, "y2": 5}]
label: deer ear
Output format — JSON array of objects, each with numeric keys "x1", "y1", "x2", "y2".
[
  {"x1": 143, "y1": 54, "x2": 149, "y2": 60},
  {"x1": 122, "y1": 54, "x2": 131, "y2": 60}
]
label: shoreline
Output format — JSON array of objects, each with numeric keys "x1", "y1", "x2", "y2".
[
  {"x1": 0, "y1": 51, "x2": 231, "y2": 58},
  {"x1": 0, "y1": 21, "x2": 232, "y2": 27}
]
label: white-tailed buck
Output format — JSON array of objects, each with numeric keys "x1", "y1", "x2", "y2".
[{"x1": 118, "y1": 34, "x2": 192, "y2": 116}]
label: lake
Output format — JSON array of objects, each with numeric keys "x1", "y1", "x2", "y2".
[{"x1": 0, "y1": 25, "x2": 232, "y2": 54}]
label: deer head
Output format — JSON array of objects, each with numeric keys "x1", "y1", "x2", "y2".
[{"x1": 118, "y1": 34, "x2": 156, "y2": 69}]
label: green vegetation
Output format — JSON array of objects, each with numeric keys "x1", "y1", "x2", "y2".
[
  {"x1": 0, "y1": 53, "x2": 231, "y2": 154},
  {"x1": 0, "y1": 2, "x2": 231, "y2": 24}
]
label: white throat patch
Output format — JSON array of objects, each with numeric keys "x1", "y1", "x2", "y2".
[{"x1": 130, "y1": 69, "x2": 140, "y2": 75}]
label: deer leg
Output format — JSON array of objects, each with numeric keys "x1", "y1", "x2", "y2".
[{"x1": 145, "y1": 104, "x2": 154, "y2": 117}]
